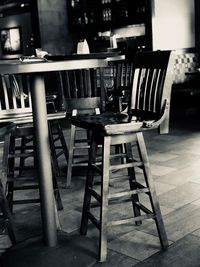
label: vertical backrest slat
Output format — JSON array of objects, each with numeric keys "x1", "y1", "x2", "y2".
[
  {"x1": 62, "y1": 71, "x2": 71, "y2": 98},
  {"x1": 71, "y1": 71, "x2": 77, "y2": 98},
  {"x1": 142, "y1": 68, "x2": 150, "y2": 110},
  {"x1": 26, "y1": 75, "x2": 32, "y2": 108},
  {"x1": 149, "y1": 69, "x2": 160, "y2": 112},
  {"x1": 131, "y1": 69, "x2": 140, "y2": 110},
  {"x1": 9, "y1": 75, "x2": 17, "y2": 109},
  {"x1": 2, "y1": 75, "x2": 10, "y2": 110},
  {"x1": 83, "y1": 69, "x2": 92, "y2": 97},
  {"x1": 77, "y1": 70, "x2": 84, "y2": 97},
  {"x1": 155, "y1": 69, "x2": 166, "y2": 112},
  {"x1": 16, "y1": 75, "x2": 25, "y2": 108}
]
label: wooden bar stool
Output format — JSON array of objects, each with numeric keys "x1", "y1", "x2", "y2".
[
  {"x1": 56, "y1": 69, "x2": 105, "y2": 188},
  {"x1": 0, "y1": 123, "x2": 16, "y2": 246},
  {"x1": 0, "y1": 74, "x2": 66, "y2": 212},
  {"x1": 71, "y1": 50, "x2": 175, "y2": 262}
]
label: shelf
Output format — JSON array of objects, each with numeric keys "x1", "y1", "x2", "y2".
[{"x1": 67, "y1": 0, "x2": 150, "y2": 33}]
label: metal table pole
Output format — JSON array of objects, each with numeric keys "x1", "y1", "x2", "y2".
[{"x1": 30, "y1": 73, "x2": 57, "y2": 247}]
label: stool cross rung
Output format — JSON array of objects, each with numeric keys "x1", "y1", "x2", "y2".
[
  {"x1": 108, "y1": 213, "x2": 155, "y2": 227},
  {"x1": 109, "y1": 161, "x2": 143, "y2": 171},
  {"x1": 87, "y1": 211, "x2": 100, "y2": 230},
  {"x1": 88, "y1": 188, "x2": 101, "y2": 202},
  {"x1": 108, "y1": 188, "x2": 150, "y2": 199},
  {"x1": 134, "y1": 201, "x2": 153, "y2": 214},
  {"x1": 91, "y1": 164, "x2": 102, "y2": 174},
  {"x1": 8, "y1": 152, "x2": 35, "y2": 158}
]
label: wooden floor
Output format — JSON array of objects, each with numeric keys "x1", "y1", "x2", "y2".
[{"x1": 1, "y1": 109, "x2": 200, "y2": 266}]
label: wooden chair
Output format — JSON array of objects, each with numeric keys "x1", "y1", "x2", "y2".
[
  {"x1": 0, "y1": 74, "x2": 66, "y2": 211},
  {"x1": 57, "y1": 68, "x2": 105, "y2": 188},
  {"x1": 71, "y1": 50, "x2": 175, "y2": 262},
  {"x1": 105, "y1": 60, "x2": 134, "y2": 113},
  {"x1": 0, "y1": 123, "x2": 16, "y2": 245}
]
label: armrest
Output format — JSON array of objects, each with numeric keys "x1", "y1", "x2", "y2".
[{"x1": 142, "y1": 99, "x2": 169, "y2": 129}]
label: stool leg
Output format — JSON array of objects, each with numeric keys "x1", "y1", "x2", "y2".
[
  {"x1": 55, "y1": 120, "x2": 68, "y2": 164},
  {"x1": 80, "y1": 134, "x2": 97, "y2": 235},
  {"x1": 49, "y1": 120, "x2": 68, "y2": 179},
  {"x1": 51, "y1": 162, "x2": 63, "y2": 211},
  {"x1": 6, "y1": 135, "x2": 15, "y2": 212},
  {"x1": 136, "y1": 132, "x2": 168, "y2": 249},
  {"x1": 48, "y1": 121, "x2": 61, "y2": 178},
  {"x1": 19, "y1": 136, "x2": 26, "y2": 176},
  {"x1": 99, "y1": 136, "x2": 111, "y2": 262},
  {"x1": 0, "y1": 179, "x2": 16, "y2": 244},
  {"x1": 125, "y1": 142, "x2": 142, "y2": 225},
  {"x1": 66, "y1": 124, "x2": 76, "y2": 188}
]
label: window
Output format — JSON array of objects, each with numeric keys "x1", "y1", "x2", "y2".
[{"x1": 0, "y1": 27, "x2": 22, "y2": 55}]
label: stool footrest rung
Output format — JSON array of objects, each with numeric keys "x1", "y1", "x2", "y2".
[
  {"x1": 7, "y1": 176, "x2": 37, "y2": 181},
  {"x1": 133, "y1": 182, "x2": 150, "y2": 196},
  {"x1": 87, "y1": 188, "x2": 101, "y2": 202},
  {"x1": 134, "y1": 201, "x2": 153, "y2": 214},
  {"x1": 72, "y1": 162, "x2": 88, "y2": 167},
  {"x1": 108, "y1": 213, "x2": 155, "y2": 226},
  {"x1": 56, "y1": 150, "x2": 65, "y2": 157},
  {"x1": 8, "y1": 152, "x2": 35, "y2": 158},
  {"x1": 109, "y1": 161, "x2": 143, "y2": 171},
  {"x1": 53, "y1": 145, "x2": 65, "y2": 150},
  {"x1": 13, "y1": 199, "x2": 40, "y2": 205},
  {"x1": 15, "y1": 145, "x2": 34, "y2": 150},
  {"x1": 53, "y1": 137, "x2": 60, "y2": 142},
  {"x1": 109, "y1": 187, "x2": 150, "y2": 199},
  {"x1": 86, "y1": 211, "x2": 100, "y2": 230},
  {"x1": 13, "y1": 184, "x2": 38, "y2": 190},
  {"x1": 91, "y1": 164, "x2": 102, "y2": 174},
  {"x1": 110, "y1": 153, "x2": 126, "y2": 159},
  {"x1": 110, "y1": 174, "x2": 130, "y2": 181},
  {"x1": 73, "y1": 145, "x2": 89, "y2": 150}
]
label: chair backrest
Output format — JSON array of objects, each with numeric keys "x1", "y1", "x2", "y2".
[
  {"x1": 129, "y1": 50, "x2": 174, "y2": 133},
  {"x1": 0, "y1": 74, "x2": 32, "y2": 122},
  {"x1": 57, "y1": 68, "x2": 105, "y2": 116}
]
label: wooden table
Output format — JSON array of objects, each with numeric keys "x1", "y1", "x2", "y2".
[{"x1": 0, "y1": 53, "x2": 124, "y2": 247}]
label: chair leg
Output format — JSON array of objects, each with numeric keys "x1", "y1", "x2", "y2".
[
  {"x1": 48, "y1": 120, "x2": 68, "y2": 178},
  {"x1": 125, "y1": 142, "x2": 142, "y2": 225},
  {"x1": 6, "y1": 135, "x2": 15, "y2": 212},
  {"x1": 80, "y1": 134, "x2": 98, "y2": 235},
  {"x1": 4, "y1": 128, "x2": 63, "y2": 212},
  {"x1": 80, "y1": 130, "x2": 168, "y2": 262},
  {"x1": 136, "y1": 132, "x2": 168, "y2": 249},
  {"x1": 66, "y1": 124, "x2": 76, "y2": 188},
  {"x1": 51, "y1": 159, "x2": 63, "y2": 211},
  {"x1": 0, "y1": 179, "x2": 16, "y2": 245},
  {"x1": 18, "y1": 136, "x2": 26, "y2": 176},
  {"x1": 99, "y1": 136, "x2": 111, "y2": 262}
]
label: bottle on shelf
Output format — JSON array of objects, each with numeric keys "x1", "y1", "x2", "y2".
[
  {"x1": 77, "y1": 39, "x2": 90, "y2": 54},
  {"x1": 83, "y1": 12, "x2": 88, "y2": 24}
]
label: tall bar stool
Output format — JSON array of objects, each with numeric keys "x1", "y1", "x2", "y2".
[
  {"x1": 0, "y1": 123, "x2": 16, "y2": 245},
  {"x1": 57, "y1": 68, "x2": 105, "y2": 188},
  {"x1": 71, "y1": 50, "x2": 175, "y2": 262},
  {"x1": 64, "y1": 60, "x2": 132, "y2": 188},
  {"x1": 0, "y1": 74, "x2": 65, "y2": 211}
]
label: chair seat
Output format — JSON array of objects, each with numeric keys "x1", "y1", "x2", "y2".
[
  {"x1": 0, "y1": 110, "x2": 66, "y2": 124},
  {"x1": 0, "y1": 122, "x2": 15, "y2": 136},
  {"x1": 71, "y1": 112, "x2": 150, "y2": 135}
]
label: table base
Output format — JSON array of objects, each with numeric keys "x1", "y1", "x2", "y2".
[{"x1": 0, "y1": 232, "x2": 98, "y2": 267}]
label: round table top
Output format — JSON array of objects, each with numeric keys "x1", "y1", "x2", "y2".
[{"x1": 0, "y1": 53, "x2": 125, "y2": 75}]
